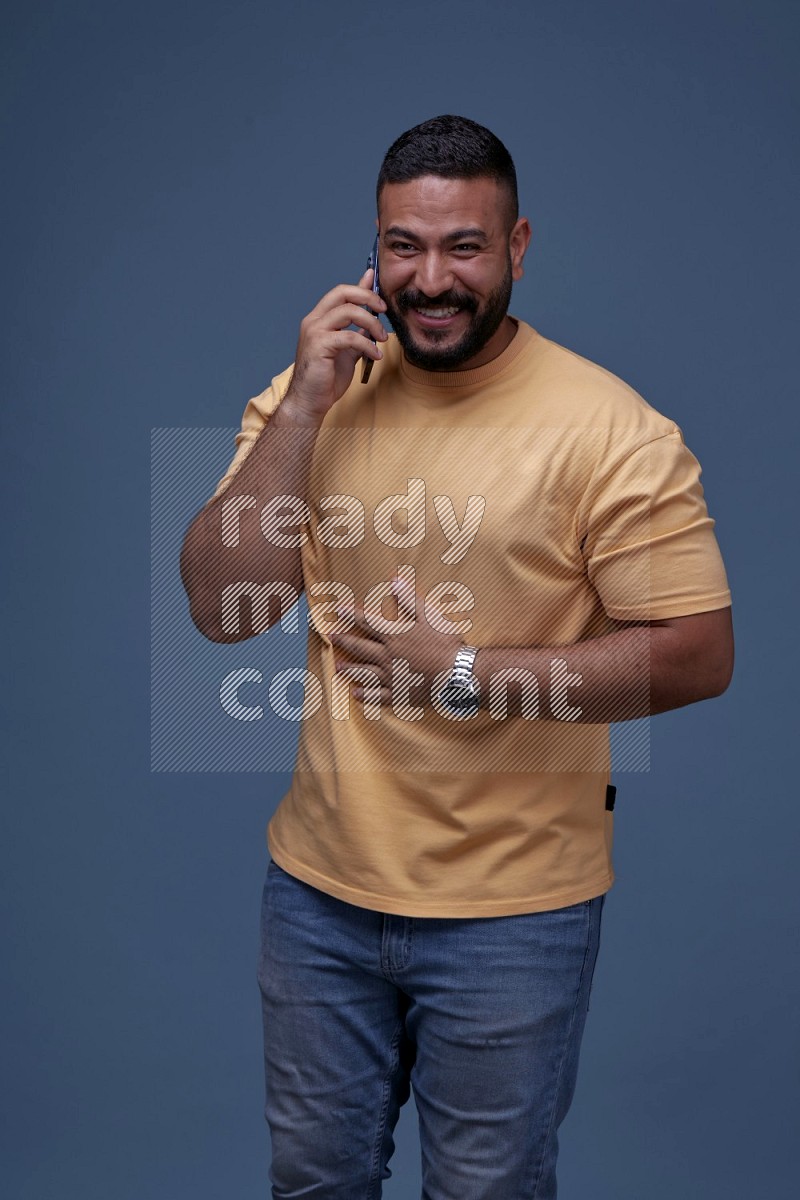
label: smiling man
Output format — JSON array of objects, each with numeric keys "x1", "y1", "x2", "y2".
[
  {"x1": 378, "y1": 171, "x2": 527, "y2": 371},
  {"x1": 180, "y1": 115, "x2": 733, "y2": 1198}
]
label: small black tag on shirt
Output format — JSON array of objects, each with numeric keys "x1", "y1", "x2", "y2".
[{"x1": 605, "y1": 785, "x2": 617, "y2": 811}]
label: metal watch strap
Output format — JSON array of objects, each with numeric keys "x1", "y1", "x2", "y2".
[{"x1": 450, "y1": 645, "x2": 480, "y2": 685}]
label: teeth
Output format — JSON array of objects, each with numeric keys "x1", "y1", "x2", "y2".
[{"x1": 417, "y1": 307, "x2": 460, "y2": 318}]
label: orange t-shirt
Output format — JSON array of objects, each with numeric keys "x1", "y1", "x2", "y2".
[{"x1": 212, "y1": 320, "x2": 731, "y2": 916}]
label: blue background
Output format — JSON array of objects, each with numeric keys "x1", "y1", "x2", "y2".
[{"x1": 3, "y1": 1, "x2": 798, "y2": 1196}]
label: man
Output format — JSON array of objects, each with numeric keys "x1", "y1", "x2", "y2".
[{"x1": 180, "y1": 115, "x2": 733, "y2": 1198}]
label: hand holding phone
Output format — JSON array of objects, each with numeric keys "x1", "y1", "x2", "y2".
[{"x1": 281, "y1": 261, "x2": 386, "y2": 424}]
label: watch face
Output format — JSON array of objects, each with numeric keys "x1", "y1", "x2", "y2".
[{"x1": 440, "y1": 681, "x2": 480, "y2": 715}]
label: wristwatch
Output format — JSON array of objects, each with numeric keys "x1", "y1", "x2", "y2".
[{"x1": 437, "y1": 645, "x2": 481, "y2": 717}]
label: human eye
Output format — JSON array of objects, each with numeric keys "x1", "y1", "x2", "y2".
[
  {"x1": 389, "y1": 240, "x2": 416, "y2": 254},
  {"x1": 453, "y1": 243, "x2": 481, "y2": 253}
]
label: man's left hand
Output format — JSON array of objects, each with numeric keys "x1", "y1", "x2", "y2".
[{"x1": 330, "y1": 577, "x2": 464, "y2": 708}]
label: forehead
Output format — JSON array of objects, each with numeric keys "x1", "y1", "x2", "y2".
[{"x1": 378, "y1": 175, "x2": 507, "y2": 236}]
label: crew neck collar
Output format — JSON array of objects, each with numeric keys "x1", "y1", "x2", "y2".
[{"x1": 399, "y1": 317, "x2": 536, "y2": 389}]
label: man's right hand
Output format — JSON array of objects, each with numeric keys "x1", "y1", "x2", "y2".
[{"x1": 283, "y1": 268, "x2": 388, "y2": 423}]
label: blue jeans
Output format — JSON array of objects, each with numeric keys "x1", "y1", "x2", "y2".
[{"x1": 257, "y1": 859, "x2": 606, "y2": 1199}]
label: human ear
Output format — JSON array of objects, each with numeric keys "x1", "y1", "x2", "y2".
[{"x1": 510, "y1": 217, "x2": 532, "y2": 281}]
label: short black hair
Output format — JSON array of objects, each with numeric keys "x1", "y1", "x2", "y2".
[{"x1": 376, "y1": 114, "x2": 519, "y2": 226}]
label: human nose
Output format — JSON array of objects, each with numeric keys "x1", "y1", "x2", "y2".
[{"x1": 413, "y1": 252, "x2": 454, "y2": 299}]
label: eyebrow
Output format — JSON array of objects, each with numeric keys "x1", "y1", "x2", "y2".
[{"x1": 383, "y1": 225, "x2": 489, "y2": 245}]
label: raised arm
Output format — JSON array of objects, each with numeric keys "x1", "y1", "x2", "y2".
[{"x1": 179, "y1": 270, "x2": 387, "y2": 642}]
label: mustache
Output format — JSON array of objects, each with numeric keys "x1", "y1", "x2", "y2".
[{"x1": 392, "y1": 289, "x2": 477, "y2": 313}]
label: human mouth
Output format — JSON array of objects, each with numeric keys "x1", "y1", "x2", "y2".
[
  {"x1": 416, "y1": 306, "x2": 460, "y2": 318},
  {"x1": 412, "y1": 306, "x2": 463, "y2": 329}
]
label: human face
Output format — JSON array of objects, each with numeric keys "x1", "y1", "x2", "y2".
[{"x1": 376, "y1": 175, "x2": 531, "y2": 372}]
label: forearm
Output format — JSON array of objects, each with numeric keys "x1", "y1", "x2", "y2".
[
  {"x1": 473, "y1": 617, "x2": 732, "y2": 723},
  {"x1": 179, "y1": 394, "x2": 322, "y2": 642}
]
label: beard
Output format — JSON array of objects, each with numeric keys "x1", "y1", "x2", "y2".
[{"x1": 380, "y1": 258, "x2": 513, "y2": 372}]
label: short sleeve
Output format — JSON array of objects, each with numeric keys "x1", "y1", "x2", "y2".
[
  {"x1": 579, "y1": 429, "x2": 731, "y2": 620},
  {"x1": 207, "y1": 363, "x2": 295, "y2": 503}
]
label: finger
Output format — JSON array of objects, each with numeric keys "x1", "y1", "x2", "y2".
[
  {"x1": 356, "y1": 315, "x2": 388, "y2": 344},
  {"x1": 354, "y1": 321, "x2": 386, "y2": 346},
  {"x1": 332, "y1": 631, "x2": 384, "y2": 662},
  {"x1": 392, "y1": 576, "x2": 420, "y2": 619},
  {"x1": 314, "y1": 302, "x2": 387, "y2": 340},
  {"x1": 317, "y1": 330, "x2": 384, "y2": 361},
  {"x1": 305, "y1": 308, "x2": 386, "y2": 352},
  {"x1": 351, "y1": 607, "x2": 382, "y2": 637},
  {"x1": 311, "y1": 283, "x2": 387, "y2": 321},
  {"x1": 352, "y1": 684, "x2": 392, "y2": 705}
]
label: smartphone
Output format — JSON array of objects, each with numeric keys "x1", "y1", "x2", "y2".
[{"x1": 360, "y1": 234, "x2": 381, "y2": 384}]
